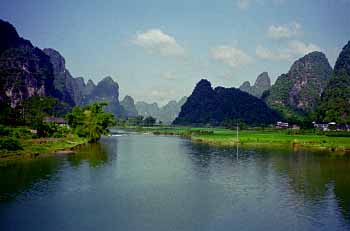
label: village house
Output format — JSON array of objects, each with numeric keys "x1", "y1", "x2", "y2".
[
  {"x1": 312, "y1": 122, "x2": 350, "y2": 132},
  {"x1": 276, "y1": 121, "x2": 289, "y2": 129},
  {"x1": 43, "y1": 116, "x2": 68, "y2": 127}
]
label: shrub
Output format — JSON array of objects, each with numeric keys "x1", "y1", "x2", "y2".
[
  {"x1": 0, "y1": 125, "x2": 11, "y2": 136},
  {"x1": 0, "y1": 138, "x2": 23, "y2": 151}
]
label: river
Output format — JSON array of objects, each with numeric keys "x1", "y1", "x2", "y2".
[{"x1": 1, "y1": 133, "x2": 350, "y2": 230}]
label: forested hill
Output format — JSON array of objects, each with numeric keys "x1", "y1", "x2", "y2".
[
  {"x1": 317, "y1": 40, "x2": 350, "y2": 124},
  {"x1": 263, "y1": 51, "x2": 332, "y2": 119},
  {"x1": 173, "y1": 79, "x2": 281, "y2": 126}
]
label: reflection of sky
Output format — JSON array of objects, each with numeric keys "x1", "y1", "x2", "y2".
[{"x1": 2, "y1": 0, "x2": 350, "y2": 105}]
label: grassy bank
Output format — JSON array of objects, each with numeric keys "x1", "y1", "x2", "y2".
[
  {"x1": 134, "y1": 126, "x2": 350, "y2": 152},
  {"x1": 0, "y1": 134, "x2": 87, "y2": 162}
]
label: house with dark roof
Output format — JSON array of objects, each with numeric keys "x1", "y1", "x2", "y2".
[{"x1": 43, "y1": 117, "x2": 68, "y2": 126}]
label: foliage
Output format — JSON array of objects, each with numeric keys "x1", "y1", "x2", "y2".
[
  {"x1": 114, "y1": 116, "x2": 157, "y2": 127},
  {"x1": 0, "y1": 125, "x2": 11, "y2": 136},
  {"x1": 33, "y1": 123, "x2": 70, "y2": 138},
  {"x1": 21, "y1": 96, "x2": 69, "y2": 126},
  {"x1": 174, "y1": 79, "x2": 281, "y2": 126},
  {"x1": 124, "y1": 116, "x2": 144, "y2": 126},
  {"x1": 0, "y1": 96, "x2": 69, "y2": 127},
  {"x1": 66, "y1": 102, "x2": 116, "y2": 142},
  {"x1": 143, "y1": 116, "x2": 156, "y2": 126},
  {"x1": 221, "y1": 119, "x2": 247, "y2": 130},
  {"x1": 0, "y1": 137, "x2": 22, "y2": 151},
  {"x1": 316, "y1": 72, "x2": 350, "y2": 124}
]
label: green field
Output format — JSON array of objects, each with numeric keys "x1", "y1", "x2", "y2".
[
  {"x1": 134, "y1": 126, "x2": 350, "y2": 152},
  {"x1": 0, "y1": 135, "x2": 87, "y2": 162}
]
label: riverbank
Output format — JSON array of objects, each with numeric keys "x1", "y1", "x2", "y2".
[
  {"x1": 0, "y1": 136, "x2": 87, "y2": 162},
  {"x1": 133, "y1": 126, "x2": 350, "y2": 153}
]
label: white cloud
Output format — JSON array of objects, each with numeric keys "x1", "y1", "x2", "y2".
[
  {"x1": 161, "y1": 72, "x2": 177, "y2": 80},
  {"x1": 237, "y1": 0, "x2": 286, "y2": 10},
  {"x1": 267, "y1": 22, "x2": 301, "y2": 39},
  {"x1": 133, "y1": 29, "x2": 185, "y2": 57},
  {"x1": 256, "y1": 41, "x2": 321, "y2": 61},
  {"x1": 287, "y1": 40, "x2": 321, "y2": 56},
  {"x1": 211, "y1": 46, "x2": 253, "y2": 68},
  {"x1": 256, "y1": 45, "x2": 292, "y2": 61},
  {"x1": 237, "y1": 0, "x2": 251, "y2": 9}
]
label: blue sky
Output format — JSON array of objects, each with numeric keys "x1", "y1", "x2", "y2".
[{"x1": 1, "y1": 0, "x2": 350, "y2": 104}]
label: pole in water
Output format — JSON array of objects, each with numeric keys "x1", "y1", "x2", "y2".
[
  {"x1": 236, "y1": 122, "x2": 239, "y2": 159},
  {"x1": 236, "y1": 123, "x2": 239, "y2": 141}
]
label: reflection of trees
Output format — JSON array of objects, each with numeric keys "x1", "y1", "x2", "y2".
[
  {"x1": 185, "y1": 143, "x2": 213, "y2": 170},
  {"x1": 0, "y1": 137, "x2": 118, "y2": 202},
  {"x1": 187, "y1": 143, "x2": 350, "y2": 221},
  {"x1": 67, "y1": 143, "x2": 107, "y2": 168},
  {"x1": 271, "y1": 151, "x2": 350, "y2": 221},
  {"x1": 0, "y1": 158, "x2": 60, "y2": 201},
  {"x1": 321, "y1": 155, "x2": 350, "y2": 220},
  {"x1": 67, "y1": 136, "x2": 118, "y2": 168}
]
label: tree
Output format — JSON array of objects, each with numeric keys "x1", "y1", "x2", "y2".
[
  {"x1": 317, "y1": 72, "x2": 350, "y2": 124},
  {"x1": 143, "y1": 116, "x2": 156, "y2": 126},
  {"x1": 21, "y1": 96, "x2": 68, "y2": 126},
  {"x1": 66, "y1": 102, "x2": 116, "y2": 142}
]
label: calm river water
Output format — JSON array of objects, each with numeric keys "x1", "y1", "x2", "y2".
[{"x1": 1, "y1": 133, "x2": 350, "y2": 230}]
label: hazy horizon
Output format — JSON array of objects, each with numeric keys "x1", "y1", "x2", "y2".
[{"x1": 1, "y1": 0, "x2": 349, "y2": 105}]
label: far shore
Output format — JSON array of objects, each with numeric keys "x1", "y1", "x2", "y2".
[{"x1": 131, "y1": 126, "x2": 350, "y2": 153}]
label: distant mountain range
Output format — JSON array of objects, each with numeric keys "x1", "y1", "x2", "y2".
[
  {"x1": 136, "y1": 97, "x2": 187, "y2": 124},
  {"x1": 175, "y1": 41, "x2": 350, "y2": 126},
  {"x1": 43, "y1": 47, "x2": 127, "y2": 117},
  {"x1": 239, "y1": 72, "x2": 271, "y2": 98},
  {"x1": 1, "y1": 18, "x2": 350, "y2": 126},
  {"x1": 0, "y1": 19, "x2": 135, "y2": 118},
  {"x1": 120, "y1": 95, "x2": 138, "y2": 117}
]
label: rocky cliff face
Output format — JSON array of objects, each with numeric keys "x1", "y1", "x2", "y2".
[
  {"x1": 120, "y1": 95, "x2": 138, "y2": 117},
  {"x1": 136, "y1": 96, "x2": 187, "y2": 124},
  {"x1": 43, "y1": 48, "x2": 86, "y2": 106},
  {"x1": 239, "y1": 81, "x2": 251, "y2": 93},
  {"x1": 136, "y1": 102, "x2": 160, "y2": 117},
  {"x1": 265, "y1": 52, "x2": 332, "y2": 115},
  {"x1": 334, "y1": 41, "x2": 350, "y2": 77},
  {"x1": 255, "y1": 72, "x2": 271, "y2": 92},
  {"x1": 317, "y1": 41, "x2": 350, "y2": 123},
  {"x1": 82, "y1": 76, "x2": 124, "y2": 117},
  {"x1": 158, "y1": 96, "x2": 187, "y2": 124},
  {"x1": 0, "y1": 19, "x2": 59, "y2": 108},
  {"x1": 44, "y1": 48, "x2": 128, "y2": 116},
  {"x1": 84, "y1": 79, "x2": 95, "y2": 96},
  {"x1": 239, "y1": 72, "x2": 271, "y2": 98},
  {"x1": 0, "y1": 19, "x2": 130, "y2": 118},
  {"x1": 174, "y1": 79, "x2": 280, "y2": 125}
]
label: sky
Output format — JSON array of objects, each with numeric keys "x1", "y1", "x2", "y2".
[{"x1": 1, "y1": 0, "x2": 350, "y2": 105}]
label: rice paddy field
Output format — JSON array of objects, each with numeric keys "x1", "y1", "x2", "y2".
[{"x1": 133, "y1": 126, "x2": 350, "y2": 152}]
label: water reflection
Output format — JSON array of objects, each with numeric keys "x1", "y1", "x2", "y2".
[
  {"x1": 0, "y1": 157, "x2": 61, "y2": 201},
  {"x1": 67, "y1": 139, "x2": 113, "y2": 168},
  {"x1": 0, "y1": 134, "x2": 350, "y2": 230},
  {"x1": 0, "y1": 136, "x2": 118, "y2": 202},
  {"x1": 271, "y1": 151, "x2": 350, "y2": 221},
  {"x1": 187, "y1": 143, "x2": 350, "y2": 223}
]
